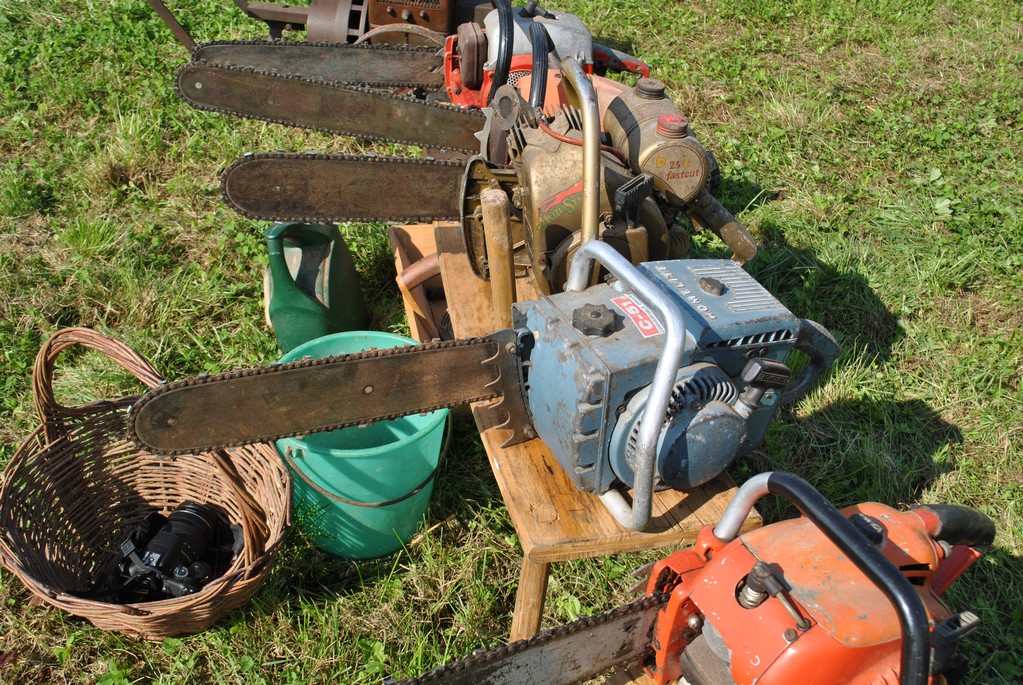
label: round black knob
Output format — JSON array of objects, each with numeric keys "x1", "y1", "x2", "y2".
[{"x1": 572, "y1": 304, "x2": 618, "y2": 337}]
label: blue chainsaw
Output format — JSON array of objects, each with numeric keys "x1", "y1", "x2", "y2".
[{"x1": 130, "y1": 242, "x2": 838, "y2": 531}]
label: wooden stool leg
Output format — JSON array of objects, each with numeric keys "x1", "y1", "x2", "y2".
[{"x1": 510, "y1": 557, "x2": 550, "y2": 642}]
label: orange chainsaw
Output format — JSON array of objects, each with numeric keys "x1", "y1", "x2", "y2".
[{"x1": 391, "y1": 472, "x2": 992, "y2": 685}]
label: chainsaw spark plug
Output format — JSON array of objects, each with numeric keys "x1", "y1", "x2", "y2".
[
  {"x1": 737, "y1": 560, "x2": 772, "y2": 608},
  {"x1": 738, "y1": 561, "x2": 811, "y2": 631}
]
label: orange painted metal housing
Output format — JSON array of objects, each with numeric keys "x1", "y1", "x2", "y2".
[
  {"x1": 442, "y1": 35, "x2": 629, "y2": 117},
  {"x1": 645, "y1": 504, "x2": 977, "y2": 685}
]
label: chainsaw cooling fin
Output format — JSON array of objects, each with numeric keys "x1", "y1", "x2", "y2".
[{"x1": 511, "y1": 245, "x2": 839, "y2": 529}]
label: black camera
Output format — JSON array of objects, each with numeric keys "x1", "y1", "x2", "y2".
[{"x1": 116, "y1": 501, "x2": 239, "y2": 602}]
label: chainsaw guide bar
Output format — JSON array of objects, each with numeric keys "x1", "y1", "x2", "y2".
[
  {"x1": 129, "y1": 338, "x2": 504, "y2": 455},
  {"x1": 394, "y1": 592, "x2": 669, "y2": 685},
  {"x1": 191, "y1": 40, "x2": 446, "y2": 88},
  {"x1": 175, "y1": 59, "x2": 484, "y2": 151},
  {"x1": 222, "y1": 153, "x2": 466, "y2": 223}
]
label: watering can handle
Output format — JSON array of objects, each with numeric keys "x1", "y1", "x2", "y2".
[
  {"x1": 266, "y1": 223, "x2": 336, "y2": 305},
  {"x1": 265, "y1": 223, "x2": 369, "y2": 353},
  {"x1": 778, "y1": 318, "x2": 839, "y2": 405}
]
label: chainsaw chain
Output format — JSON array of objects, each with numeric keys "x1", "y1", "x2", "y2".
[
  {"x1": 191, "y1": 40, "x2": 444, "y2": 88},
  {"x1": 391, "y1": 592, "x2": 670, "y2": 685},
  {"x1": 127, "y1": 337, "x2": 499, "y2": 456},
  {"x1": 174, "y1": 60, "x2": 484, "y2": 152},
  {"x1": 221, "y1": 152, "x2": 466, "y2": 224}
]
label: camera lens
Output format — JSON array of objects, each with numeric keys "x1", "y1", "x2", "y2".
[{"x1": 142, "y1": 502, "x2": 222, "y2": 574}]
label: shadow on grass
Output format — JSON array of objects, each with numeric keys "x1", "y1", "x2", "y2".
[
  {"x1": 748, "y1": 221, "x2": 902, "y2": 363},
  {"x1": 696, "y1": 198, "x2": 961, "y2": 516},
  {"x1": 691, "y1": 177, "x2": 902, "y2": 363},
  {"x1": 715, "y1": 175, "x2": 776, "y2": 218},
  {"x1": 738, "y1": 396, "x2": 963, "y2": 523}
]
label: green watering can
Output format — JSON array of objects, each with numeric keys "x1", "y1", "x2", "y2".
[{"x1": 264, "y1": 223, "x2": 369, "y2": 353}]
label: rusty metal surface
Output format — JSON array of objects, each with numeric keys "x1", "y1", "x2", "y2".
[
  {"x1": 174, "y1": 61, "x2": 484, "y2": 150},
  {"x1": 130, "y1": 337, "x2": 507, "y2": 455},
  {"x1": 222, "y1": 153, "x2": 466, "y2": 223},
  {"x1": 455, "y1": 21, "x2": 485, "y2": 88},
  {"x1": 192, "y1": 41, "x2": 445, "y2": 88},
  {"x1": 459, "y1": 157, "x2": 525, "y2": 280},
  {"x1": 239, "y1": 1, "x2": 311, "y2": 25},
  {"x1": 368, "y1": 0, "x2": 454, "y2": 35},
  {"x1": 471, "y1": 329, "x2": 535, "y2": 446},
  {"x1": 395, "y1": 593, "x2": 667, "y2": 685},
  {"x1": 306, "y1": 0, "x2": 360, "y2": 42}
]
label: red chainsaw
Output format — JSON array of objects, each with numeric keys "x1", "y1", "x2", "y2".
[{"x1": 391, "y1": 472, "x2": 992, "y2": 685}]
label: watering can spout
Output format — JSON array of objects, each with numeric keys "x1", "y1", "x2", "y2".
[{"x1": 265, "y1": 223, "x2": 369, "y2": 353}]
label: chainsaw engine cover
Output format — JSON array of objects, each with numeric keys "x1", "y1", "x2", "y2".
[
  {"x1": 506, "y1": 111, "x2": 675, "y2": 294},
  {"x1": 682, "y1": 503, "x2": 963, "y2": 684},
  {"x1": 482, "y1": 6, "x2": 593, "y2": 68},
  {"x1": 514, "y1": 259, "x2": 804, "y2": 494}
]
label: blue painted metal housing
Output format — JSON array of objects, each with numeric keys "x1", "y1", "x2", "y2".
[{"x1": 513, "y1": 259, "x2": 830, "y2": 494}]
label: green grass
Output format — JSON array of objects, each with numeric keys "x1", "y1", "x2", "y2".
[{"x1": 1, "y1": 0, "x2": 1022, "y2": 682}]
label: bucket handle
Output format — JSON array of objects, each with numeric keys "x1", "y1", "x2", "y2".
[{"x1": 281, "y1": 416, "x2": 451, "y2": 508}]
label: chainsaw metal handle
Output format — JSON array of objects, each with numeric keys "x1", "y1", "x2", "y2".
[
  {"x1": 714, "y1": 472, "x2": 931, "y2": 685},
  {"x1": 566, "y1": 241, "x2": 687, "y2": 531},
  {"x1": 559, "y1": 57, "x2": 601, "y2": 246},
  {"x1": 778, "y1": 318, "x2": 840, "y2": 405}
]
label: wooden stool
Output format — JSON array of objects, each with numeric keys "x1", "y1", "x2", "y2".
[{"x1": 389, "y1": 223, "x2": 762, "y2": 641}]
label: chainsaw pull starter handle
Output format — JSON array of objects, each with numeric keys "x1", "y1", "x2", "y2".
[{"x1": 714, "y1": 472, "x2": 931, "y2": 685}]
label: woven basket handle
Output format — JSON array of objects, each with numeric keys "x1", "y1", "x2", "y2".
[
  {"x1": 29, "y1": 327, "x2": 272, "y2": 561},
  {"x1": 33, "y1": 327, "x2": 164, "y2": 444}
]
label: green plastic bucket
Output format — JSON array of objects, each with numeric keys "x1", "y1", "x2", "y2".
[{"x1": 275, "y1": 331, "x2": 448, "y2": 559}]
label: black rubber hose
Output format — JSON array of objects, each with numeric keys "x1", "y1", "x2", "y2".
[
  {"x1": 488, "y1": 0, "x2": 514, "y2": 105},
  {"x1": 916, "y1": 504, "x2": 996, "y2": 548},
  {"x1": 765, "y1": 473, "x2": 931, "y2": 685},
  {"x1": 528, "y1": 22, "x2": 550, "y2": 110}
]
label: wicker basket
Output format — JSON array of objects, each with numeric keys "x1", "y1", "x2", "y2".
[{"x1": 0, "y1": 328, "x2": 291, "y2": 639}]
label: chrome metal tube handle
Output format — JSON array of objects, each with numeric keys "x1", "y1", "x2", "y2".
[{"x1": 566, "y1": 242, "x2": 687, "y2": 531}]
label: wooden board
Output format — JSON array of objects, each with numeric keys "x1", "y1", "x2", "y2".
[
  {"x1": 474, "y1": 425, "x2": 758, "y2": 561},
  {"x1": 433, "y1": 225, "x2": 541, "y2": 336}
]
